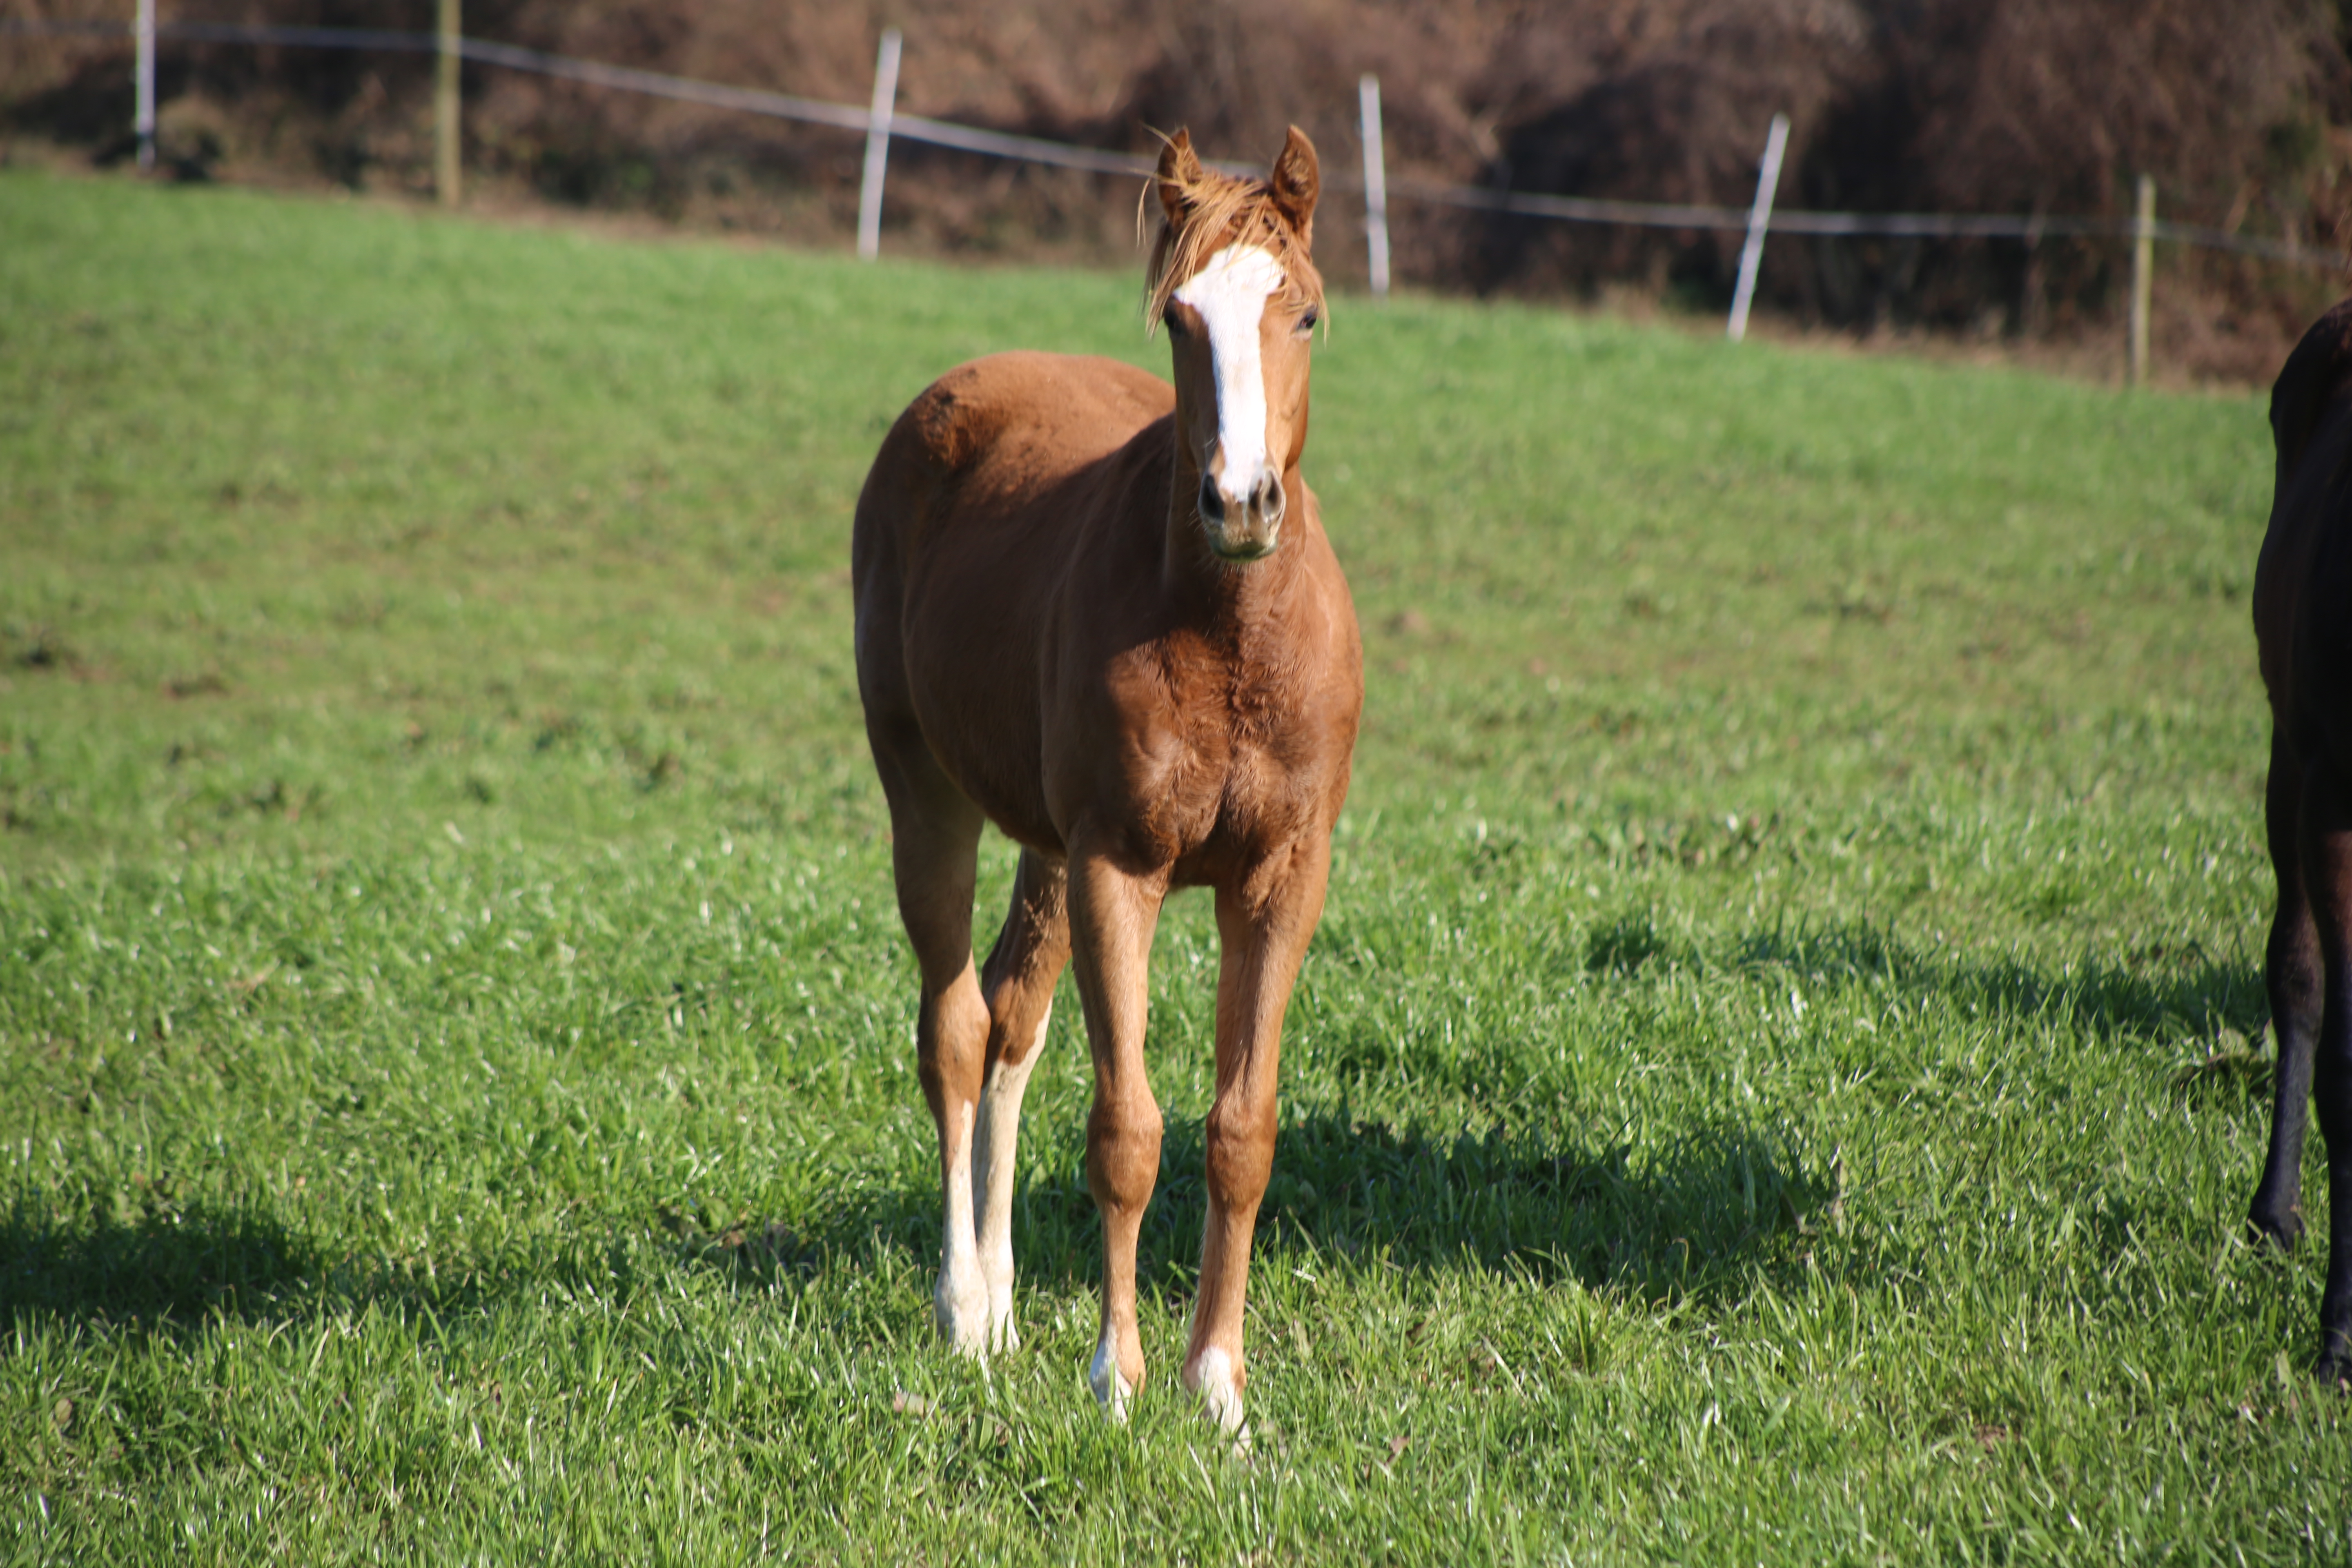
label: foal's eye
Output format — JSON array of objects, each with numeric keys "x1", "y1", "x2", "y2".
[
  {"x1": 1297, "y1": 306, "x2": 1321, "y2": 335},
  {"x1": 1164, "y1": 313, "x2": 1190, "y2": 341}
]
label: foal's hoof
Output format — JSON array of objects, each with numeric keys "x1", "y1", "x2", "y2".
[
  {"x1": 934, "y1": 1273, "x2": 991, "y2": 1356},
  {"x1": 1089, "y1": 1338, "x2": 1134, "y2": 1423},
  {"x1": 2318, "y1": 1340, "x2": 2352, "y2": 1392},
  {"x1": 1185, "y1": 1348, "x2": 1248, "y2": 1442},
  {"x1": 2246, "y1": 1205, "x2": 2304, "y2": 1251}
]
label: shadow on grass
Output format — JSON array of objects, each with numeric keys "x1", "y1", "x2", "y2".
[
  {"x1": 702, "y1": 918, "x2": 2269, "y2": 1311},
  {"x1": 0, "y1": 1191, "x2": 322, "y2": 1334},
  {"x1": 1239, "y1": 1111, "x2": 1819, "y2": 1305},
  {"x1": 1724, "y1": 918, "x2": 2267, "y2": 1051},
  {"x1": 682, "y1": 1109, "x2": 1824, "y2": 1313},
  {"x1": 1, "y1": 922, "x2": 2261, "y2": 1335}
]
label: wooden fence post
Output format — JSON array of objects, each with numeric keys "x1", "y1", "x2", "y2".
[
  {"x1": 857, "y1": 28, "x2": 902, "y2": 261},
  {"x1": 1727, "y1": 112, "x2": 1789, "y2": 343},
  {"x1": 2129, "y1": 173, "x2": 2154, "y2": 388},
  {"x1": 1359, "y1": 74, "x2": 1390, "y2": 301},
  {"x1": 435, "y1": 0, "x2": 460, "y2": 205},
  {"x1": 134, "y1": 0, "x2": 155, "y2": 172}
]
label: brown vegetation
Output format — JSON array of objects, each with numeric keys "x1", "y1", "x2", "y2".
[{"x1": 7, "y1": 0, "x2": 2351, "y2": 378}]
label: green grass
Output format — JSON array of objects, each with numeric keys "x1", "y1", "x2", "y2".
[{"x1": 1, "y1": 168, "x2": 2337, "y2": 1563}]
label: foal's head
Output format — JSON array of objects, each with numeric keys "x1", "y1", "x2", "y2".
[{"x1": 1147, "y1": 127, "x2": 1324, "y2": 563}]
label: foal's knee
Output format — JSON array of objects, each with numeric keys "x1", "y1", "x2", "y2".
[
  {"x1": 1086, "y1": 1096, "x2": 1164, "y2": 1215},
  {"x1": 1204, "y1": 1097, "x2": 1276, "y2": 1215}
]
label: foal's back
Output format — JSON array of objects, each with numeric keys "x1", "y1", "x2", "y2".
[{"x1": 855, "y1": 350, "x2": 1173, "y2": 580}]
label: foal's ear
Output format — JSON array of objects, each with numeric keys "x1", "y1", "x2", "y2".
[
  {"x1": 1157, "y1": 129, "x2": 1204, "y2": 229},
  {"x1": 1270, "y1": 125, "x2": 1319, "y2": 247}
]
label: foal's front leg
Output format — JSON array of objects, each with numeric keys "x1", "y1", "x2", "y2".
[
  {"x1": 1068, "y1": 848, "x2": 1168, "y2": 1417},
  {"x1": 1185, "y1": 839, "x2": 1330, "y2": 1439}
]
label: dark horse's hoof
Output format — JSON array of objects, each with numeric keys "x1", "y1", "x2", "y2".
[
  {"x1": 2246, "y1": 1207, "x2": 2304, "y2": 1251},
  {"x1": 2316, "y1": 1346, "x2": 2352, "y2": 1392}
]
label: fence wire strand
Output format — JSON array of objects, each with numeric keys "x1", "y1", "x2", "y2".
[{"x1": 3, "y1": 16, "x2": 2339, "y2": 271}]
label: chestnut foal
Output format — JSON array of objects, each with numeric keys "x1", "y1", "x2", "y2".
[{"x1": 851, "y1": 127, "x2": 1362, "y2": 1436}]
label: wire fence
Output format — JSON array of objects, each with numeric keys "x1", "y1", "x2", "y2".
[{"x1": 8, "y1": 13, "x2": 2341, "y2": 283}]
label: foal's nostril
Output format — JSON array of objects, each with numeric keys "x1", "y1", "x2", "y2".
[
  {"x1": 1197, "y1": 473, "x2": 1226, "y2": 525},
  {"x1": 1256, "y1": 473, "x2": 1286, "y2": 527}
]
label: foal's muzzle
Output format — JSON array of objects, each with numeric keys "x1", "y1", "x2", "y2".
[{"x1": 1197, "y1": 467, "x2": 1286, "y2": 560}]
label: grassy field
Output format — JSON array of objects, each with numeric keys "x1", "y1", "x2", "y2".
[{"x1": 1, "y1": 168, "x2": 2339, "y2": 1563}]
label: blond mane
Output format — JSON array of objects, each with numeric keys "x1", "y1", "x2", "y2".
[{"x1": 1143, "y1": 163, "x2": 1325, "y2": 335}]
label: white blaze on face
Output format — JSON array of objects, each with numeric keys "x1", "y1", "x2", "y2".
[{"x1": 1172, "y1": 242, "x2": 1286, "y2": 499}]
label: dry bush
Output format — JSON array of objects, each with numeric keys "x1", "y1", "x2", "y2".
[
  {"x1": 1463, "y1": 0, "x2": 1879, "y2": 303},
  {"x1": 1460, "y1": 0, "x2": 2350, "y2": 370}
]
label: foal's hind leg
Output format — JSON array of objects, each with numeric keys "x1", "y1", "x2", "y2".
[
  {"x1": 2253, "y1": 728, "x2": 2323, "y2": 1248},
  {"x1": 969, "y1": 849, "x2": 1071, "y2": 1352},
  {"x1": 869, "y1": 737, "x2": 994, "y2": 1353}
]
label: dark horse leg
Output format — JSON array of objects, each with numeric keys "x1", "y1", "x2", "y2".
[
  {"x1": 2299, "y1": 760, "x2": 2352, "y2": 1383},
  {"x1": 2253, "y1": 728, "x2": 2323, "y2": 1248}
]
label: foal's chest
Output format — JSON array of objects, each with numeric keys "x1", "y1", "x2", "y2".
[{"x1": 1097, "y1": 640, "x2": 1354, "y2": 873}]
